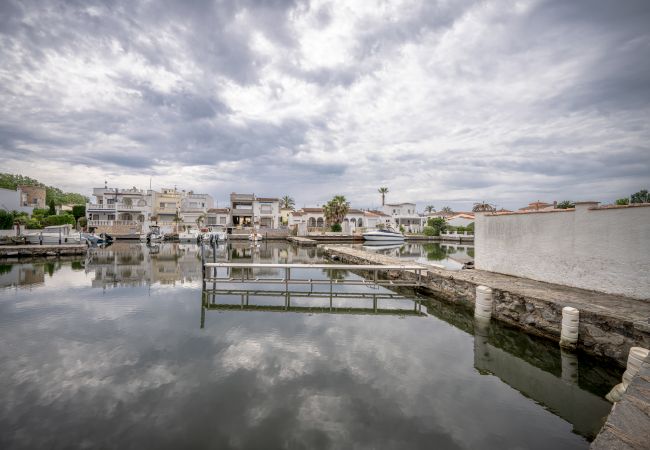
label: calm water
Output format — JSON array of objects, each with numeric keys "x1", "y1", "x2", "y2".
[
  {"x1": 0, "y1": 242, "x2": 621, "y2": 449},
  {"x1": 349, "y1": 241, "x2": 474, "y2": 270}
]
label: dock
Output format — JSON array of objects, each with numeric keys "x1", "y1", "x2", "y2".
[
  {"x1": 286, "y1": 236, "x2": 318, "y2": 246},
  {"x1": 201, "y1": 262, "x2": 426, "y2": 288},
  {"x1": 0, "y1": 244, "x2": 87, "y2": 259}
]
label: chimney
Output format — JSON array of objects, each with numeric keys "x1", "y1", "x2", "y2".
[{"x1": 553, "y1": 200, "x2": 557, "y2": 209}]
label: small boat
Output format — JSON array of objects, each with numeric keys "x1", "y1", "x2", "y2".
[
  {"x1": 146, "y1": 225, "x2": 164, "y2": 243},
  {"x1": 362, "y1": 227, "x2": 405, "y2": 242},
  {"x1": 81, "y1": 232, "x2": 114, "y2": 246},
  {"x1": 24, "y1": 224, "x2": 83, "y2": 244},
  {"x1": 248, "y1": 231, "x2": 264, "y2": 242},
  {"x1": 201, "y1": 227, "x2": 227, "y2": 244},
  {"x1": 179, "y1": 228, "x2": 202, "y2": 243}
]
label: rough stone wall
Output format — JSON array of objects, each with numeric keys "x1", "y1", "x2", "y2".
[{"x1": 475, "y1": 204, "x2": 650, "y2": 300}]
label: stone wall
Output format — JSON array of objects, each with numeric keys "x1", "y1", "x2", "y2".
[{"x1": 475, "y1": 203, "x2": 650, "y2": 300}]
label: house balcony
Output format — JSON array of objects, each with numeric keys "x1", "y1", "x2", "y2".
[
  {"x1": 231, "y1": 208, "x2": 253, "y2": 216},
  {"x1": 88, "y1": 220, "x2": 141, "y2": 227},
  {"x1": 156, "y1": 207, "x2": 178, "y2": 214},
  {"x1": 116, "y1": 203, "x2": 149, "y2": 211},
  {"x1": 87, "y1": 203, "x2": 116, "y2": 211}
]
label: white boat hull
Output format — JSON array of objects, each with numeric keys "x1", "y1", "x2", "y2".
[
  {"x1": 362, "y1": 231, "x2": 405, "y2": 241},
  {"x1": 25, "y1": 233, "x2": 83, "y2": 244}
]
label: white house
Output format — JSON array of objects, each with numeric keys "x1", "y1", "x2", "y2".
[
  {"x1": 289, "y1": 208, "x2": 390, "y2": 231},
  {"x1": 87, "y1": 186, "x2": 154, "y2": 233},
  {"x1": 207, "y1": 208, "x2": 230, "y2": 227},
  {"x1": 383, "y1": 202, "x2": 425, "y2": 232},
  {"x1": 0, "y1": 187, "x2": 33, "y2": 214}
]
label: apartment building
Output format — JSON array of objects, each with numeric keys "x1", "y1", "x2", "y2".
[{"x1": 229, "y1": 193, "x2": 281, "y2": 229}]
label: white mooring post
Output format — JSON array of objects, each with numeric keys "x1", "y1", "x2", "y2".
[
  {"x1": 606, "y1": 346, "x2": 650, "y2": 403},
  {"x1": 474, "y1": 286, "x2": 493, "y2": 320},
  {"x1": 560, "y1": 306, "x2": 579, "y2": 350}
]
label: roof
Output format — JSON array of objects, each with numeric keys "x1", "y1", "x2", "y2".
[
  {"x1": 385, "y1": 202, "x2": 415, "y2": 206},
  {"x1": 448, "y1": 213, "x2": 475, "y2": 220},
  {"x1": 301, "y1": 207, "x2": 323, "y2": 213},
  {"x1": 366, "y1": 209, "x2": 390, "y2": 217},
  {"x1": 519, "y1": 201, "x2": 554, "y2": 211}
]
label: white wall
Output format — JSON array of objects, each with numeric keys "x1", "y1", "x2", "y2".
[{"x1": 475, "y1": 203, "x2": 650, "y2": 299}]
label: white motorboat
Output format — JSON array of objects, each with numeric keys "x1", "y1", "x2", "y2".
[
  {"x1": 248, "y1": 231, "x2": 264, "y2": 242},
  {"x1": 179, "y1": 228, "x2": 202, "y2": 243},
  {"x1": 25, "y1": 224, "x2": 83, "y2": 244},
  {"x1": 362, "y1": 227, "x2": 405, "y2": 242},
  {"x1": 201, "y1": 227, "x2": 227, "y2": 243},
  {"x1": 146, "y1": 225, "x2": 164, "y2": 243}
]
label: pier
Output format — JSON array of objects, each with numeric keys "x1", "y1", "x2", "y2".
[
  {"x1": 0, "y1": 244, "x2": 87, "y2": 259},
  {"x1": 286, "y1": 236, "x2": 318, "y2": 246},
  {"x1": 201, "y1": 261, "x2": 426, "y2": 288}
]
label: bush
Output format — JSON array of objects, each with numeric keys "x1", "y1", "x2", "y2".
[
  {"x1": 78, "y1": 217, "x2": 87, "y2": 229},
  {"x1": 71, "y1": 205, "x2": 86, "y2": 220},
  {"x1": 330, "y1": 223, "x2": 342, "y2": 232},
  {"x1": 0, "y1": 210, "x2": 13, "y2": 229},
  {"x1": 615, "y1": 198, "x2": 629, "y2": 205},
  {"x1": 41, "y1": 214, "x2": 75, "y2": 227},
  {"x1": 26, "y1": 218, "x2": 42, "y2": 229},
  {"x1": 423, "y1": 226, "x2": 437, "y2": 236},
  {"x1": 32, "y1": 208, "x2": 50, "y2": 217},
  {"x1": 426, "y1": 217, "x2": 447, "y2": 235}
]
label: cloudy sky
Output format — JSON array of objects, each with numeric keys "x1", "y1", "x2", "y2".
[{"x1": 0, "y1": 0, "x2": 649, "y2": 210}]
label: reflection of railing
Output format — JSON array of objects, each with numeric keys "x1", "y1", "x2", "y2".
[{"x1": 200, "y1": 288, "x2": 426, "y2": 328}]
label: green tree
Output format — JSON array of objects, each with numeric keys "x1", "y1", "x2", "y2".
[
  {"x1": 378, "y1": 187, "x2": 389, "y2": 206},
  {"x1": 441, "y1": 206, "x2": 453, "y2": 214},
  {"x1": 71, "y1": 205, "x2": 86, "y2": 221},
  {"x1": 48, "y1": 199, "x2": 56, "y2": 215},
  {"x1": 426, "y1": 217, "x2": 447, "y2": 236},
  {"x1": 556, "y1": 200, "x2": 575, "y2": 209},
  {"x1": 0, "y1": 173, "x2": 88, "y2": 205},
  {"x1": 631, "y1": 189, "x2": 649, "y2": 204},
  {"x1": 424, "y1": 205, "x2": 435, "y2": 214},
  {"x1": 323, "y1": 195, "x2": 350, "y2": 228},
  {"x1": 280, "y1": 195, "x2": 295, "y2": 210},
  {"x1": 196, "y1": 213, "x2": 206, "y2": 228},
  {"x1": 0, "y1": 210, "x2": 13, "y2": 229},
  {"x1": 615, "y1": 198, "x2": 630, "y2": 205}
]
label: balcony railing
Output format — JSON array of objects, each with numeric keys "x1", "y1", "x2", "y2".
[
  {"x1": 88, "y1": 220, "x2": 141, "y2": 227},
  {"x1": 116, "y1": 203, "x2": 149, "y2": 211},
  {"x1": 231, "y1": 208, "x2": 253, "y2": 216},
  {"x1": 87, "y1": 203, "x2": 116, "y2": 210}
]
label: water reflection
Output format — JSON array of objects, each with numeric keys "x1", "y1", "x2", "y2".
[
  {"x1": 0, "y1": 242, "x2": 622, "y2": 449},
  {"x1": 351, "y1": 242, "x2": 474, "y2": 270}
]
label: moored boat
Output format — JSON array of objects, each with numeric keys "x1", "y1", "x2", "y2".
[
  {"x1": 24, "y1": 224, "x2": 83, "y2": 244},
  {"x1": 362, "y1": 227, "x2": 405, "y2": 242}
]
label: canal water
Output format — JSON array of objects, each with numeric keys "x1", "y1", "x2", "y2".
[
  {"x1": 348, "y1": 241, "x2": 474, "y2": 270},
  {"x1": 0, "y1": 242, "x2": 621, "y2": 449}
]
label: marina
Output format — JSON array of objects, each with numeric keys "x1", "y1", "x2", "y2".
[{"x1": 0, "y1": 241, "x2": 627, "y2": 449}]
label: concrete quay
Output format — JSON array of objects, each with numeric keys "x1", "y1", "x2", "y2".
[
  {"x1": 591, "y1": 357, "x2": 650, "y2": 449},
  {"x1": 0, "y1": 244, "x2": 87, "y2": 259},
  {"x1": 286, "y1": 236, "x2": 318, "y2": 246},
  {"x1": 321, "y1": 245, "x2": 650, "y2": 367}
]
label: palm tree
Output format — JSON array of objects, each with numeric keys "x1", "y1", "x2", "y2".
[
  {"x1": 378, "y1": 187, "x2": 389, "y2": 206},
  {"x1": 195, "y1": 213, "x2": 207, "y2": 229},
  {"x1": 472, "y1": 202, "x2": 495, "y2": 212},
  {"x1": 424, "y1": 205, "x2": 435, "y2": 214},
  {"x1": 323, "y1": 195, "x2": 350, "y2": 226},
  {"x1": 441, "y1": 206, "x2": 454, "y2": 214},
  {"x1": 280, "y1": 195, "x2": 295, "y2": 210}
]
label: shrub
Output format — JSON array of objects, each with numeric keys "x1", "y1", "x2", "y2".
[
  {"x1": 0, "y1": 210, "x2": 13, "y2": 229},
  {"x1": 41, "y1": 214, "x2": 75, "y2": 227},
  {"x1": 423, "y1": 226, "x2": 437, "y2": 236},
  {"x1": 615, "y1": 198, "x2": 629, "y2": 205},
  {"x1": 71, "y1": 205, "x2": 86, "y2": 220},
  {"x1": 330, "y1": 223, "x2": 342, "y2": 232},
  {"x1": 26, "y1": 218, "x2": 42, "y2": 229},
  {"x1": 78, "y1": 217, "x2": 87, "y2": 229}
]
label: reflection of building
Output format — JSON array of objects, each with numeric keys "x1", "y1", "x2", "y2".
[{"x1": 0, "y1": 263, "x2": 46, "y2": 288}]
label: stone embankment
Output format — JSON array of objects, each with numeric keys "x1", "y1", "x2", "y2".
[
  {"x1": 322, "y1": 245, "x2": 650, "y2": 367},
  {"x1": 0, "y1": 244, "x2": 87, "y2": 259},
  {"x1": 591, "y1": 357, "x2": 650, "y2": 449}
]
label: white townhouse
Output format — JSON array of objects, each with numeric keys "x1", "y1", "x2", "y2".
[{"x1": 383, "y1": 202, "x2": 425, "y2": 232}]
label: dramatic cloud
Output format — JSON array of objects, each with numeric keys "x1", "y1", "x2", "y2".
[{"x1": 0, "y1": 0, "x2": 649, "y2": 209}]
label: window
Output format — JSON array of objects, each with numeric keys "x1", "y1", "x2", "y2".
[{"x1": 220, "y1": 217, "x2": 226, "y2": 224}]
